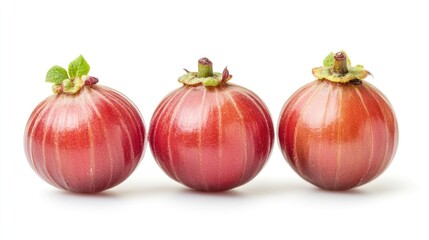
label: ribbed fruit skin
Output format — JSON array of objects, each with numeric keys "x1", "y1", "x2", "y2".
[
  {"x1": 24, "y1": 85, "x2": 145, "y2": 193},
  {"x1": 278, "y1": 79, "x2": 398, "y2": 190},
  {"x1": 149, "y1": 84, "x2": 274, "y2": 192}
]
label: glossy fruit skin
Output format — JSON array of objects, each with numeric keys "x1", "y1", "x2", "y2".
[
  {"x1": 149, "y1": 83, "x2": 274, "y2": 191},
  {"x1": 24, "y1": 85, "x2": 145, "y2": 193},
  {"x1": 278, "y1": 79, "x2": 398, "y2": 190}
]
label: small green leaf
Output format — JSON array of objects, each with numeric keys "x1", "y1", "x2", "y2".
[
  {"x1": 323, "y1": 52, "x2": 334, "y2": 67},
  {"x1": 68, "y1": 55, "x2": 90, "y2": 78},
  {"x1": 46, "y1": 65, "x2": 69, "y2": 84}
]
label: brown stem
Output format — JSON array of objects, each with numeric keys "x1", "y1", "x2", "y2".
[{"x1": 333, "y1": 52, "x2": 348, "y2": 75}]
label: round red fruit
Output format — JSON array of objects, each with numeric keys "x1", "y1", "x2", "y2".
[
  {"x1": 24, "y1": 55, "x2": 145, "y2": 193},
  {"x1": 278, "y1": 52, "x2": 398, "y2": 190},
  {"x1": 149, "y1": 58, "x2": 274, "y2": 191}
]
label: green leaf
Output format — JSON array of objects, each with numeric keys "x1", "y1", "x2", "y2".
[
  {"x1": 323, "y1": 52, "x2": 334, "y2": 67},
  {"x1": 68, "y1": 55, "x2": 90, "y2": 78},
  {"x1": 46, "y1": 65, "x2": 69, "y2": 84}
]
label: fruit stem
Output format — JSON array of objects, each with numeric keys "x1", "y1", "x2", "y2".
[
  {"x1": 197, "y1": 58, "x2": 213, "y2": 78},
  {"x1": 333, "y1": 52, "x2": 348, "y2": 75}
]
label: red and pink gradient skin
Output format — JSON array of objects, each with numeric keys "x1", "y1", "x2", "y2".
[
  {"x1": 24, "y1": 85, "x2": 145, "y2": 193},
  {"x1": 278, "y1": 79, "x2": 398, "y2": 190},
  {"x1": 149, "y1": 84, "x2": 274, "y2": 192}
]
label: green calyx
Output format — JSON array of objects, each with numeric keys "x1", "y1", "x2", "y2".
[
  {"x1": 46, "y1": 55, "x2": 96, "y2": 94},
  {"x1": 178, "y1": 57, "x2": 232, "y2": 87},
  {"x1": 312, "y1": 51, "x2": 370, "y2": 83}
]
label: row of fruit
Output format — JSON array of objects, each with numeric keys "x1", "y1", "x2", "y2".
[{"x1": 24, "y1": 52, "x2": 398, "y2": 193}]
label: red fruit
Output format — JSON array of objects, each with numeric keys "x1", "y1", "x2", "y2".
[
  {"x1": 149, "y1": 58, "x2": 274, "y2": 192},
  {"x1": 24, "y1": 56, "x2": 145, "y2": 193},
  {"x1": 278, "y1": 52, "x2": 398, "y2": 190}
]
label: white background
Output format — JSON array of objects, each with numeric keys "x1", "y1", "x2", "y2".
[{"x1": 1, "y1": 0, "x2": 428, "y2": 239}]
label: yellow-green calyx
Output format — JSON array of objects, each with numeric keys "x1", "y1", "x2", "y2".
[
  {"x1": 178, "y1": 57, "x2": 232, "y2": 87},
  {"x1": 312, "y1": 51, "x2": 370, "y2": 83},
  {"x1": 51, "y1": 76, "x2": 86, "y2": 94}
]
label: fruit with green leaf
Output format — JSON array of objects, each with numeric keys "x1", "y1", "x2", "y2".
[
  {"x1": 24, "y1": 55, "x2": 145, "y2": 193},
  {"x1": 278, "y1": 51, "x2": 398, "y2": 190}
]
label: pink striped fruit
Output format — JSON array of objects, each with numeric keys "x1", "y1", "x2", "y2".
[
  {"x1": 149, "y1": 58, "x2": 274, "y2": 192},
  {"x1": 24, "y1": 55, "x2": 145, "y2": 193},
  {"x1": 278, "y1": 52, "x2": 398, "y2": 190}
]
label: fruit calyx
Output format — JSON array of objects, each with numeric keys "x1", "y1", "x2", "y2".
[
  {"x1": 312, "y1": 51, "x2": 370, "y2": 83},
  {"x1": 46, "y1": 55, "x2": 98, "y2": 94},
  {"x1": 178, "y1": 57, "x2": 233, "y2": 87}
]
